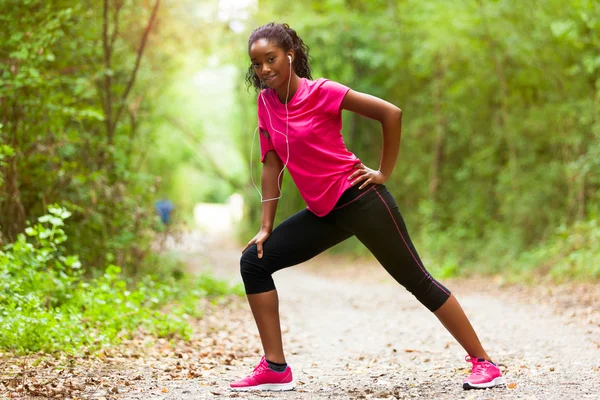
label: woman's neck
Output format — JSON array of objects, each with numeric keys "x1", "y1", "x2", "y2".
[{"x1": 275, "y1": 74, "x2": 302, "y2": 104}]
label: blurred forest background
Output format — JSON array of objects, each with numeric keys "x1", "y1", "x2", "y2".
[{"x1": 1, "y1": 0, "x2": 599, "y2": 290}]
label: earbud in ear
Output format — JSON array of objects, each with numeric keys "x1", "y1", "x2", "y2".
[{"x1": 288, "y1": 55, "x2": 292, "y2": 63}]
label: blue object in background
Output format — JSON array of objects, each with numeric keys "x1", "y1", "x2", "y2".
[{"x1": 155, "y1": 199, "x2": 174, "y2": 225}]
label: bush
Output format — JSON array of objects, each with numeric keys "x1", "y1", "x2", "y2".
[
  {"x1": 514, "y1": 219, "x2": 600, "y2": 282},
  {"x1": 0, "y1": 205, "x2": 243, "y2": 354}
]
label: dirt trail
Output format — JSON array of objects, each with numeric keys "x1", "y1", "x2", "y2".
[{"x1": 122, "y1": 234, "x2": 600, "y2": 400}]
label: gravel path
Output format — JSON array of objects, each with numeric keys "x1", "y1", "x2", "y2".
[{"x1": 121, "y1": 235, "x2": 600, "y2": 400}]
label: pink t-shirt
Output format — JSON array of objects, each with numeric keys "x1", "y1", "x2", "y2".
[{"x1": 257, "y1": 78, "x2": 361, "y2": 217}]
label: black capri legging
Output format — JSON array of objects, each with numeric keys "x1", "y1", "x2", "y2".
[{"x1": 240, "y1": 184, "x2": 451, "y2": 312}]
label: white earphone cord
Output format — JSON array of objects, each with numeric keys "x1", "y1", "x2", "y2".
[{"x1": 250, "y1": 56, "x2": 292, "y2": 203}]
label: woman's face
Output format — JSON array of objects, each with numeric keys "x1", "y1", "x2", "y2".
[{"x1": 249, "y1": 38, "x2": 292, "y2": 89}]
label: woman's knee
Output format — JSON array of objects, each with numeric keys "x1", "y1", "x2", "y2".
[
  {"x1": 240, "y1": 247, "x2": 275, "y2": 294},
  {"x1": 240, "y1": 246, "x2": 261, "y2": 276},
  {"x1": 409, "y1": 276, "x2": 451, "y2": 312}
]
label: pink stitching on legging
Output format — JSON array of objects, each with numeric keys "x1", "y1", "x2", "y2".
[
  {"x1": 333, "y1": 186, "x2": 376, "y2": 210},
  {"x1": 374, "y1": 187, "x2": 450, "y2": 296}
]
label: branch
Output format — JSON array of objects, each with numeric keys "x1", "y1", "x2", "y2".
[
  {"x1": 102, "y1": 0, "x2": 113, "y2": 146},
  {"x1": 123, "y1": 95, "x2": 143, "y2": 168},
  {"x1": 95, "y1": 80, "x2": 106, "y2": 116},
  {"x1": 110, "y1": 0, "x2": 124, "y2": 50},
  {"x1": 113, "y1": 0, "x2": 160, "y2": 133}
]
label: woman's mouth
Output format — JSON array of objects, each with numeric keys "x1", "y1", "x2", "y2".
[{"x1": 263, "y1": 75, "x2": 277, "y2": 83}]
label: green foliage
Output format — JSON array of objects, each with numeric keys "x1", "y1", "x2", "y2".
[
  {"x1": 0, "y1": 0, "x2": 172, "y2": 270},
  {"x1": 0, "y1": 206, "x2": 242, "y2": 354},
  {"x1": 1, "y1": 0, "x2": 598, "y2": 321},
  {"x1": 514, "y1": 219, "x2": 600, "y2": 282},
  {"x1": 232, "y1": 0, "x2": 600, "y2": 280}
]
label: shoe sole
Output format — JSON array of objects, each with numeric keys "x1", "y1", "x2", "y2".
[
  {"x1": 463, "y1": 376, "x2": 505, "y2": 390},
  {"x1": 230, "y1": 382, "x2": 296, "y2": 392}
]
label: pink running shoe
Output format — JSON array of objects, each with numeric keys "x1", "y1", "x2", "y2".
[
  {"x1": 463, "y1": 355, "x2": 505, "y2": 390},
  {"x1": 229, "y1": 356, "x2": 295, "y2": 392}
]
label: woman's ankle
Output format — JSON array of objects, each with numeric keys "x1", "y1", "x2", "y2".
[{"x1": 264, "y1": 352, "x2": 286, "y2": 364}]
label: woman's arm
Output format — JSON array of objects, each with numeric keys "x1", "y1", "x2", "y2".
[
  {"x1": 242, "y1": 150, "x2": 284, "y2": 258},
  {"x1": 260, "y1": 150, "x2": 284, "y2": 231},
  {"x1": 340, "y1": 90, "x2": 403, "y2": 188}
]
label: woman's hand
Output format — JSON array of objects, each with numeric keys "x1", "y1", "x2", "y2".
[
  {"x1": 348, "y1": 163, "x2": 388, "y2": 189},
  {"x1": 241, "y1": 228, "x2": 272, "y2": 259}
]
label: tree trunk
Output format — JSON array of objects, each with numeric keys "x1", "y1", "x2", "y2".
[
  {"x1": 0, "y1": 102, "x2": 26, "y2": 242},
  {"x1": 99, "y1": 0, "x2": 160, "y2": 172}
]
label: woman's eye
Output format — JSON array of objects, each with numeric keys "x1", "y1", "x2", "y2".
[{"x1": 268, "y1": 57, "x2": 275, "y2": 62}]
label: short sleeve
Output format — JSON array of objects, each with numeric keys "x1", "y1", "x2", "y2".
[
  {"x1": 320, "y1": 80, "x2": 351, "y2": 115},
  {"x1": 257, "y1": 93, "x2": 275, "y2": 163}
]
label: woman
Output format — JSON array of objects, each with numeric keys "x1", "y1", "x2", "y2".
[{"x1": 230, "y1": 22, "x2": 504, "y2": 392}]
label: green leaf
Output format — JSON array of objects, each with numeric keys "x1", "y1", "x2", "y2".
[{"x1": 49, "y1": 217, "x2": 64, "y2": 227}]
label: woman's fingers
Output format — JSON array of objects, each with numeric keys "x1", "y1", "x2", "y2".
[
  {"x1": 242, "y1": 239, "x2": 264, "y2": 259},
  {"x1": 358, "y1": 177, "x2": 372, "y2": 190},
  {"x1": 241, "y1": 239, "x2": 254, "y2": 253},
  {"x1": 352, "y1": 177, "x2": 364, "y2": 186},
  {"x1": 348, "y1": 168, "x2": 366, "y2": 180},
  {"x1": 352, "y1": 171, "x2": 371, "y2": 186},
  {"x1": 349, "y1": 168, "x2": 368, "y2": 182},
  {"x1": 242, "y1": 230, "x2": 269, "y2": 258},
  {"x1": 257, "y1": 241, "x2": 264, "y2": 259}
]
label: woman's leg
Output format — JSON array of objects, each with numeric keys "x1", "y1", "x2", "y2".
[
  {"x1": 433, "y1": 294, "x2": 490, "y2": 360},
  {"x1": 335, "y1": 185, "x2": 490, "y2": 360},
  {"x1": 246, "y1": 290, "x2": 286, "y2": 363},
  {"x1": 240, "y1": 209, "x2": 352, "y2": 364}
]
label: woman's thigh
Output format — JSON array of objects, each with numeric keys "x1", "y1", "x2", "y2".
[
  {"x1": 333, "y1": 184, "x2": 450, "y2": 311},
  {"x1": 245, "y1": 208, "x2": 353, "y2": 275}
]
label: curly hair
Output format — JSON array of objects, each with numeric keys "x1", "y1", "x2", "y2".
[{"x1": 245, "y1": 22, "x2": 312, "y2": 91}]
